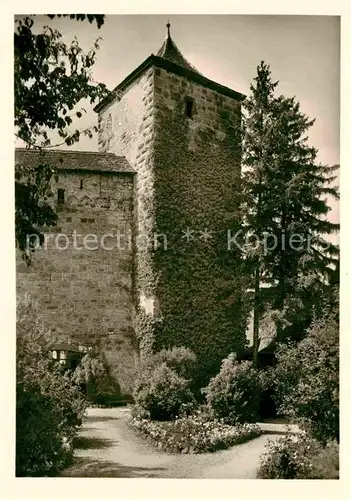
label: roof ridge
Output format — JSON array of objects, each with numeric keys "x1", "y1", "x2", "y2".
[
  {"x1": 15, "y1": 148, "x2": 135, "y2": 173},
  {"x1": 15, "y1": 148, "x2": 125, "y2": 158}
]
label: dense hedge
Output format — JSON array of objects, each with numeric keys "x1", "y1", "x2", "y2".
[
  {"x1": 203, "y1": 354, "x2": 262, "y2": 424},
  {"x1": 271, "y1": 312, "x2": 339, "y2": 443},
  {"x1": 133, "y1": 347, "x2": 196, "y2": 420},
  {"x1": 258, "y1": 434, "x2": 339, "y2": 479},
  {"x1": 72, "y1": 351, "x2": 121, "y2": 404},
  {"x1": 16, "y1": 298, "x2": 87, "y2": 476},
  {"x1": 257, "y1": 310, "x2": 339, "y2": 479},
  {"x1": 133, "y1": 362, "x2": 195, "y2": 421}
]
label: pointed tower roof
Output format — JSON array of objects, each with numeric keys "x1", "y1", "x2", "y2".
[
  {"x1": 156, "y1": 22, "x2": 201, "y2": 75},
  {"x1": 94, "y1": 22, "x2": 245, "y2": 113}
]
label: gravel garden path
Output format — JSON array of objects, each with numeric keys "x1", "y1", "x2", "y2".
[{"x1": 60, "y1": 407, "x2": 286, "y2": 479}]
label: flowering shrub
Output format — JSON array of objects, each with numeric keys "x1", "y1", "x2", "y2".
[
  {"x1": 258, "y1": 434, "x2": 339, "y2": 479},
  {"x1": 129, "y1": 408, "x2": 261, "y2": 454},
  {"x1": 72, "y1": 351, "x2": 120, "y2": 404},
  {"x1": 133, "y1": 362, "x2": 195, "y2": 420},
  {"x1": 153, "y1": 346, "x2": 197, "y2": 379},
  {"x1": 271, "y1": 313, "x2": 339, "y2": 444},
  {"x1": 16, "y1": 297, "x2": 87, "y2": 476},
  {"x1": 203, "y1": 353, "x2": 262, "y2": 424},
  {"x1": 133, "y1": 347, "x2": 197, "y2": 420}
]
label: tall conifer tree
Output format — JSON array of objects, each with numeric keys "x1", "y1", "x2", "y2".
[{"x1": 242, "y1": 62, "x2": 339, "y2": 365}]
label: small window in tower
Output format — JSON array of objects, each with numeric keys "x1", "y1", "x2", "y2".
[
  {"x1": 80, "y1": 179, "x2": 83, "y2": 189},
  {"x1": 57, "y1": 188, "x2": 65, "y2": 205},
  {"x1": 185, "y1": 97, "x2": 195, "y2": 118}
]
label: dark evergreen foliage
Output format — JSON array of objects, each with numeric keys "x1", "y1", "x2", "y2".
[{"x1": 241, "y1": 62, "x2": 339, "y2": 362}]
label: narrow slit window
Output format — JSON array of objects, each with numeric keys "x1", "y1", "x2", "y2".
[
  {"x1": 185, "y1": 97, "x2": 194, "y2": 118},
  {"x1": 80, "y1": 179, "x2": 83, "y2": 189},
  {"x1": 57, "y1": 188, "x2": 65, "y2": 204}
]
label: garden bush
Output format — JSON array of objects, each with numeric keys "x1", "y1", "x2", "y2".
[
  {"x1": 129, "y1": 408, "x2": 261, "y2": 454},
  {"x1": 72, "y1": 351, "x2": 120, "y2": 404},
  {"x1": 133, "y1": 362, "x2": 195, "y2": 420},
  {"x1": 203, "y1": 353, "x2": 262, "y2": 424},
  {"x1": 258, "y1": 434, "x2": 339, "y2": 479},
  {"x1": 133, "y1": 347, "x2": 197, "y2": 420},
  {"x1": 271, "y1": 312, "x2": 339, "y2": 443},
  {"x1": 153, "y1": 346, "x2": 197, "y2": 379},
  {"x1": 16, "y1": 297, "x2": 87, "y2": 476}
]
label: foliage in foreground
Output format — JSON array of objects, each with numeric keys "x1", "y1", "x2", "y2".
[
  {"x1": 203, "y1": 354, "x2": 262, "y2": 424},
  {"x1": 16, "y1": 297, "x2": 87, "y2": 476},
  {"x1": 133, "y1": 347, "x2": 197, "y2": 421},
  {"x1": 271, "y1": 311, "x2": 339, "y2": 444},
  {"x1": 15, "y1": 15, "x2": 111, "y2": 259},
  {"x1": 258, "y1": 434, "x2": 339, "y2": 479},
  {"x1": 129, "y1": 408, "x2": 261, "y2": 454}
]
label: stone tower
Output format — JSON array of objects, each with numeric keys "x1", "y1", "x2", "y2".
[{"x1": 96, "y1": 24, "x2": 247, "y2": 387}]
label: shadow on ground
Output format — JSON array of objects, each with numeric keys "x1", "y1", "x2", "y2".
[
  {"x1": 60, "y1": 457, "x2": 166, "y2": 478},
  {"x1": 72, "y1": 435, "x2": 115, "y2": 450},
  {"x1": 83, "y1": 416, "x2": 119, "y2": 424}
]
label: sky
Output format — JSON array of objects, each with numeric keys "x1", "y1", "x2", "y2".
[{"x1": 16, "y1": 14, "x2": 340, "y2": 228}]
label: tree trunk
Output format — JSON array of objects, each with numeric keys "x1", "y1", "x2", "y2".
[{"x1": 252, "y1": 261, "x2": 260, "y2": 368}]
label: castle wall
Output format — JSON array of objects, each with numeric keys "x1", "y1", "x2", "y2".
[
  {"x1": 147, "y1": 68, "x2": 247, "y2": 386},
  {"x1": 97, "y1": 64, "x2": 247, "y2": 386},
  {"x1": 98, "y1": 69, "x2": 155, "y2": 167},
  {"x1": 16, "y1": 168, "x2": 136, "y2": 395},
  {"x1": 98, "y1": 69, "x2": 159, "y2": 354},
  {"x1": 98, "y1": 64, "x2": 247, "y2": 386},
  {"x1": 17, "y1": 46, "x2": 247, "y2": 396}
]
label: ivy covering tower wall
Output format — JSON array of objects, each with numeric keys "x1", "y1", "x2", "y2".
[
  {"x1": 148, "y1": 67, "x2": 248, "y2": 386},
  {"x1": 98, "y1": 61, "x2": 248, "y2": 388}
]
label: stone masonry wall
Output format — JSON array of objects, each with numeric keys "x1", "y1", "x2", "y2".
[
  {"x1": 98, "y1": 69, "x2": 159, "y2": 354},
  {"x1": 148, "y1": 67, "x2": 248, "y2": 387},
  {"x1": 17, "y1": 61, "x2": 247, "y2": 395},
  {"x1": 16, "y1": 168, "x2": 136, "y2": 395},
  {"x1": 98, "y1": 64, "x2": 248, "y2": 387}
]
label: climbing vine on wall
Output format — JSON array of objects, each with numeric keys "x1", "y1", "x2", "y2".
[{"x1": 136, "y1": 79, "x2": 250, "y2": 389}]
